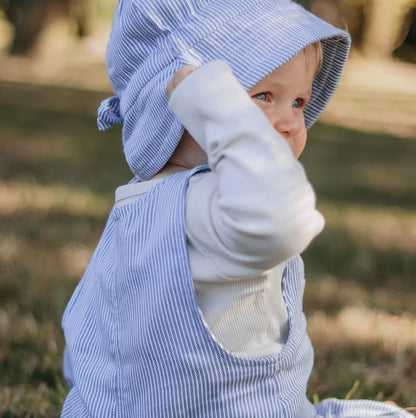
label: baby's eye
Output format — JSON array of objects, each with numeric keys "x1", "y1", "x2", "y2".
[
  {"x1": 253, "y1": 92, "x2": 269, "y2": 101},
  {"x1": 292, "y1": 98, "x2": 306, "y2": 109}
]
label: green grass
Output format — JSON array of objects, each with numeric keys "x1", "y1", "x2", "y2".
[
  {"x1": 0, "y1": 80, "x2": 131, "y2": 416},
  {"x1": 0, "y1": 79, "x2": 415, "y2": 415},
  {"x1": 302, "y1": 123, "x2": 416, "y2": 408}
]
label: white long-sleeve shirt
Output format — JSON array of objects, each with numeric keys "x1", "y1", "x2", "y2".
[{"x1": 116, "y1": 61, "x2": 324, "y2": 357}]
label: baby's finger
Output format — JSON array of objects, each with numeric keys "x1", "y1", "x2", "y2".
[{"x1": 166, "y1": 66, "x2": 197, "y2": 98}]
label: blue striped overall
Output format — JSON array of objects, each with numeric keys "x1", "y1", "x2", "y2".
[
  {"x1": 62, "y1": 169, "x2": 412, "y2": 417},
  {"x1": 62, "y1": 168, "x2": 315, "y2": 416}
]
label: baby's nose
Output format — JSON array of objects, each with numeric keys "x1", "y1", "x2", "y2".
[{"x1": 269, "y1": 108, "x2": 301, "y2": 138}]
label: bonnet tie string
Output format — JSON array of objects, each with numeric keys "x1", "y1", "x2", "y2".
[{"x1": 97, "y1": 96, "x2": 123, "y2": 131}]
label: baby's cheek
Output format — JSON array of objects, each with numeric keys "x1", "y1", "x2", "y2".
[{"x1": 294, "y1": 131, "x2": 307, "y2": 159}]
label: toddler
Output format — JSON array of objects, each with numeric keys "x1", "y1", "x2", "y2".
[{"x1": 61, "y1": 0, "x2": 413, "y2": 416}]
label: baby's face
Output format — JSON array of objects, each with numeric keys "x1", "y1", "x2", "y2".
[{"x1": 248, "y1": 48, "x2": 319, "y2": 159}]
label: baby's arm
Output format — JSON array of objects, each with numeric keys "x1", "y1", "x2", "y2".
[{"x1": 168, "y1": 61, "x2": 324, "y2": 277}]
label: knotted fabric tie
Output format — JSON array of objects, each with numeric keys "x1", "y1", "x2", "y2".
[{"x1": 97, "y1": 96, "x2": 123, "y2": 131}]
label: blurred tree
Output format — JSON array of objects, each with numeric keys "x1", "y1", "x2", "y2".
[
  {"x1": 1, "y1": 0, "x2": 415, "y2": 60},
  {"x1": 395, "y1": 8, "x2": 416, "y2": 62},
  {"x1": 310, "y1": 0, "x2": 345, "y2": 29},
  {"x1": 361, "y1": 0, "x2": 416, "y2": 60},
  {"x1": 70, "y1": 0, "x2": 95, "y2": 38},
  {"x1": 3, "y1": 0, "x2": 53, "y2": 54},
  {"x1": 339, "y1": 0, "x2": 366, "y2": 48},
  {"x1": 293, "y1": 0, "x2": 312, "y2": 8},
  {"x1": 298, "y1": 0, "x2": 416, "y2": 61},
  {"x1": 1, "y1": 0, "x2": 94, "y2": 55}
]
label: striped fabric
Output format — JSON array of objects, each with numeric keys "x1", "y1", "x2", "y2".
[
  {"x1": 98, "y1": 0, "x2": 351, "y2": 180},
  {"x1": 62, "y1": 169, "x2": 413, "y2": 416},
  {"x1": 62, "y1": 168, "x2": 316, "y2": 416},
  {"x1": 315, "y1": 399, "x2": 414, "y2": 417}
]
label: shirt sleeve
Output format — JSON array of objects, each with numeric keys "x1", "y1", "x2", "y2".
[{"x1": 169, "y1": 61, "x2": 325, "y2": 280}]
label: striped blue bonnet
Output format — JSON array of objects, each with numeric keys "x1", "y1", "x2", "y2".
[{"x1": 98, "y1": 0, "x2": 351, "y2": 180}]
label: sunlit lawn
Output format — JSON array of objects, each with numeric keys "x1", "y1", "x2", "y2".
[
  {"x1": 0, "y1": 79, "x2": 415, "y2": 416},
  {"x1": 302, "y1": 123, "x2": 416, "y2": 409}
]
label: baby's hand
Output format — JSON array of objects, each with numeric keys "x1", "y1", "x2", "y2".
[{"x1": 166, "y1": 66, "x2": 197, "y2": 99}]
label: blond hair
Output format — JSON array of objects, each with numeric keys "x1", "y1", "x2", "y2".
[{"x1": 303, "y1": 41, "x2": 324, "y2": 76}]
